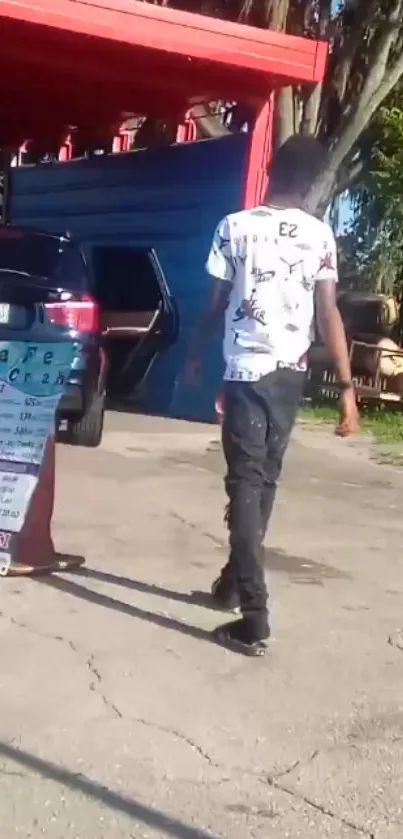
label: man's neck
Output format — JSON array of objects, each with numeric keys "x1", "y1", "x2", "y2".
[{"x1": 265, "y1": 194, "x2": 301, "y2": 210}]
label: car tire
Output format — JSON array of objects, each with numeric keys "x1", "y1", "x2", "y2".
[{"x1": 67, "y1": 392, "x2": 105, "y2": 448}]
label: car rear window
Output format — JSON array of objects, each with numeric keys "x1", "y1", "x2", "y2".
[{"x1": 0, "y1": 230, "x2": 86, "y2": 290}]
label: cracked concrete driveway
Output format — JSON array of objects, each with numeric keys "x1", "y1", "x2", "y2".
[{"x1": 1, "y1": 411, "x2": 403, "y2": 838}]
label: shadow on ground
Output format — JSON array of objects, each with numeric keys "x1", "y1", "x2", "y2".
[
  {"x1": 263, "y1": 548, "x2": 349, "y2": 584},
  {"x1": 37, "y1": 574, "x2": 214, "y2": 645},
  {"x1": 37, "y1": 541, "x2": 348, "y2": 644},
  {"x1": 0, "y1": 742, "x2": 217, "y2": 839}
]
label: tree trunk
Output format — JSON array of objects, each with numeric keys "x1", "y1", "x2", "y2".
[{"x1": 274, "y1": 87, "x2": 295, "y2": 148}]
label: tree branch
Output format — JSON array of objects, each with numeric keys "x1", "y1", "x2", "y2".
[
  {"x1": 331, "y1": 0, "x2": 379, "y2": 105},
  {"x1": 239, "y1": 0, "x2": 289, "y2": 29},
  {"x1": 335, "y1": 155, "x2": 366, "y2": 195},
  {"x1": 359, "y1": 0, "x2": 403, "y2": 107},
  {"x1": 300, "y1": 0, "x2": 332, "y2": 136},
  {"x1": 300, "y1": 84, "x2": 322, "y2": 137},
  {"x1": 367, "y1": 51, "x2": 403, "y2": 113},
  {"x1": 304, "y1": 0, "x2": 403, "y2": 212},
  {"x1": 263, "y1": 0, "x2": 289, "y2": 28},
  {"x1": 274, "y1": 87, "x2": 295, "y2": 148}
]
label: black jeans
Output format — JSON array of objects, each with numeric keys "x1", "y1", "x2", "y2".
[{"x1": 220, "y1": 367, "x2": 305, "y2": 632}]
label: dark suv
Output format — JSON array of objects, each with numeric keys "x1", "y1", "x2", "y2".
[
  {"x1": 0, "y1": 225, "x2": 106, "y2": 447},
  {"x1": 0, "y1": 225, "x2": 179, "y2": 446}
]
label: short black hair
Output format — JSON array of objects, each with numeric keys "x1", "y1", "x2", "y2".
[{"x1": 267, "y1": 134, "x2": 328, "y2": 205}]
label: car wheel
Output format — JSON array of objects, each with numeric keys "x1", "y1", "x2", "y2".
[{"x1": 67, "y1": 392, "x2": 105, "y2": 448}]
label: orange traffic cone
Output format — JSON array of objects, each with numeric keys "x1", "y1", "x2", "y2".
[{"x1": 2, "y1": 436, "x2": 84, "y2": 576}]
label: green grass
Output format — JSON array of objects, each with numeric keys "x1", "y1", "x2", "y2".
[{"x1": 299, "y1": 401, "x2": 403, "y2": 447}]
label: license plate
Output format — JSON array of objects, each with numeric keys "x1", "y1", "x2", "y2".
[{"x1": 0, "y1": 304, "x2": 10, "y2": 324}]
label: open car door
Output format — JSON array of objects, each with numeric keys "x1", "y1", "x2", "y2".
[{"x1": 91, "y1": 246, "x2": 179, "y2": 399}]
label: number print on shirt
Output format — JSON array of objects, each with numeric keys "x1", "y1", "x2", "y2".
[{"x1": 279, "y1": 222, "x2": 298, "y2": 238}]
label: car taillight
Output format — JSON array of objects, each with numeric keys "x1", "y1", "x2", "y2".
[{"x1": 45, "y1": 296, "x2": 99, "y2": 333}]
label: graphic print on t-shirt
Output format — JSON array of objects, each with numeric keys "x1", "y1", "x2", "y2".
[
  {"x1": 279, "y1": 256, "x2": 304, "y2": 277},
  {"x1": 319, "y1": 249, "x2": 336, "y2": 272},
  {"x1": 233, "y1": 289, "x2": 267, "y2": 327},
  {"x1": 251, "y1": 267, "x2": 276, "y2": 284},
  {"x1": 212, "y1": 229, "x2": 236, "y2": 281},
  {"x1": 206, "y1": 205, "x2": 338, "y2": 382}
]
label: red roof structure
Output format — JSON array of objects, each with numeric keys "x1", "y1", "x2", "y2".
[{"x1": 0, "y1": 0, "x2": 328, "y2": 204}]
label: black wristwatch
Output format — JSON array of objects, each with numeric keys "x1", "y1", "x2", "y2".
[{"x1": 338, "y1": 380, "x2": 354, "y2": 391}]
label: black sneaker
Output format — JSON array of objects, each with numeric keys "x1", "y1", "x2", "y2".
[
  {"x1": 211, "y1": 575, "x2": 240, "y2": 613},
  {"x1": 213, "y1": 618, "x2": 270, "y2": 657}
]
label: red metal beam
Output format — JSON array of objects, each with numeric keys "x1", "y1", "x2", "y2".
[
  {"x1": 0, "y1": 35, "x2": 270, "y2": 107},
  {"x1": 0, "y1": 0, "x2": 327, "y2": 87},
  {"x1": 0, "y1": 0, "x2": 328, "y2": 208}
]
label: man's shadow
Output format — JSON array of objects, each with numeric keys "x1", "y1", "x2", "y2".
[
  {"x1": 38, "y1": 569, "x2": 217, "y2": 646},
  {"x1": 69, "y1": 567, "x2": 215, "y2": 608}
]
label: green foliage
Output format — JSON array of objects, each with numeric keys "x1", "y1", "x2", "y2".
[
  {"x1": 339, "y1": 93, "x2": 403, "y2": 293},
  {"x1": 146, "y1": 1, "x2": 403, "y2": 222}
]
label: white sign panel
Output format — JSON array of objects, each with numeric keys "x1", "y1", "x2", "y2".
[{"x1": 0, "y1": 340, "x2": 80, "y2": 574}]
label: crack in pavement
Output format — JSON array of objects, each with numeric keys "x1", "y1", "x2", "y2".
[
  {"x1": 267, "y1": 772, "x2": 375, "y2": 838},
  {"x1": 169, "y1": 511, "x2": 225, "y2": 549},
  {"x1": 0, "y1": 610, "x2": 381, "y2": 835},
  {"x1": 130, "y1": 717, "x2": 219, "y2": 768},
  {"x1": 0, "y1": 769, "x2": 27, "y2": 778},
  {"x1": 269, "y1": 750, "x2": 320, "y2": 782},
  {"x1": 0, "y1": 611, "x2": 78, "y2": 652},
  {"x1": 0, "y1": 612, "x2": 322, "y2": 781},
  {"x1": 86, "y1": 655, "x2": 124, "y2": 719},
  {"x1": 0, "y1": 610, "x2": 219, "y2": 769},
  {"x1": 87, "y1": 654, "x2": 219, "y2": 767}
]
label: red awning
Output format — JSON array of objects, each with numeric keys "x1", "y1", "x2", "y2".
[{"x1": 0, "y1": 0, "x2": 328, "y2": 144}]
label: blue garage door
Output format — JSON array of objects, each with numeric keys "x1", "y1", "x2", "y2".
[{"x1": 11, "y1": 134, "x2": 248, "y2": 421}]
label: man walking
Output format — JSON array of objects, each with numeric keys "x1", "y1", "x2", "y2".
[{"x1": 185, "y1": 135, "x2": 358, "y2": 656}]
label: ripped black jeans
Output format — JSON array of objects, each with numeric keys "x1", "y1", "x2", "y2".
[{"x1": 220, "y1": 368, "x2": 305, "y2": 632}]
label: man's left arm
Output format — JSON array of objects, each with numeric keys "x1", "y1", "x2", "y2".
[
  {"x1": 315, "y1": 280, "x2": 353, "y2": 387},
  {"x1": 314, "y1": 229, "x2": 359, "y2": 436}
]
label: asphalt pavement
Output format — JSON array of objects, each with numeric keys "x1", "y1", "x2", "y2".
[{"x1": 1, "y1": 411, "x2": 403, "y2": 838}]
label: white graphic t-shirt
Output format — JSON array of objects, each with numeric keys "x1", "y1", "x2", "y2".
[{"x1": 206, "y1": 205, "x2": 338, "y2": 382}]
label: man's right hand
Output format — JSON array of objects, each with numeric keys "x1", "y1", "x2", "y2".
[
  {"x1": 183, "y1": 358, "x2": 202, "y2": 386},
  {"x1": 336, "y1": 387, "x2": 360, "y2": 437}
]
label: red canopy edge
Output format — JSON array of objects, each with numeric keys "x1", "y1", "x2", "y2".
[
  {"x1": 0, "y1": 0, "x2": 328, "y2": 86},
  {"x1": 0, "y1": 0, "x2": 329, "y2": 208}
]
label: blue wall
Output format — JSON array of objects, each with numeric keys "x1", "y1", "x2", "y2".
[{"x1": 11, "y1": 136, "x2": 248, "y2": 421}]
